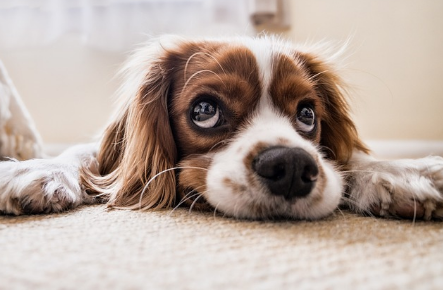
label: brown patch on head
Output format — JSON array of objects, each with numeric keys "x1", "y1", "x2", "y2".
[
  {"x1": 296, "y1": 52, "x2": 369, "y2": 164},
  {"x1": 167, "y1": 41, "x2": 262, "y2": 158},
  {"x1": 268, "y1": 51, "x2": 369, "y2": 163},
  {"x1": 269, "y1": 53, "x2": 325, "y2": 143}
]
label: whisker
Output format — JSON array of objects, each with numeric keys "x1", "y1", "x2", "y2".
[
  {"x1": 181, "y1": 69, "x2": 225, "y2": 95},
  {"x1": 170, "y1": 192, "x2": 201, "y2": 214},
  {"x1": 209, "y1": 139, "x2": 229, "y2": 152},
  {"x1": 335, "y1": 207, "x2": 346, "y2": 219},
  {"x1": 189, "y1": 193, "x2": 204, "y2": 213},
  {"x1": 213, "y1": 202, "x2": 221, "y2": 220},
  {"x1": 307, "y1": 70, "x2": 329, "y2": 83},
  {"x1": 233, "y1": 200, "x2": 242, "y2": 221},
  {"x1": 138, "y1": 166, "x2": 208, "y2": 209},
  {"x1": 183, "y1": 52, "x2": 227, "y2": 83},
  {"x1": 205, "y1": 52, "x2": 227, "y2": 75},
  {"x1": 184, "y1": 52, "x2": 202, "y2": 82},
  {"x1": 172, "y1": 184, "x2": 208, "y2": 212},
  {"x1": 319, "y1": 145, "x2": 336, "y2": 159}
]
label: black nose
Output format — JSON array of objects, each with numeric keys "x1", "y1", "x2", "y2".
[{"x1": 252, "y1": 146, "x2": 319, "y2": 199}]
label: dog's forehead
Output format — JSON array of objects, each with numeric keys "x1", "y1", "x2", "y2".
[
  {"x1": 239, "y1": 39, "x2": 317, "y2": 110},
  {"x1": 175, "y1": 38, "x2": 317, "y2": 109},
  {"x1": 237, "y1": 37, "x2": 282, "y2": 84}
]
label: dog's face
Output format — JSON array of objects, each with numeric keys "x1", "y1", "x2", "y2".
[{"x1": 87, "y1": 36, "x2": 367, "y2": 220}]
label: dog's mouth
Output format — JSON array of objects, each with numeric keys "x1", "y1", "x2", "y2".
[{"x1": 175, "y1": 143, "x2": 343, "y2": 220}]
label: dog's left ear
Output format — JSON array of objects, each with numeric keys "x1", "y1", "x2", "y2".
[
  {"x1": 299, "y1": 52, "x2": 369, "y2": 164},
  {"x1": 82, "y1": 38, "x2": 181, "y2": 210}
]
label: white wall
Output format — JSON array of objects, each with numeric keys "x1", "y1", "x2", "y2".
[
  {"x1": 1, "y1": 34, "x2": 124, "y2": 144},
  {"x1": 286, "y1": 0, "x2": 443, "y2": 141},
  {"x1": 1, "y1": 0, "x2": 442, "y2": 144}
]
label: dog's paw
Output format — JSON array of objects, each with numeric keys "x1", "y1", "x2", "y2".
[
  {"x1": 0, "y1": 158, "x2": 95, "y2": 215},
  {"x1": 346, "y1": 156, "x2": 443, "y2": 220}
]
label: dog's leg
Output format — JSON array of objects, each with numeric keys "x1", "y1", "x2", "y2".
[
  {"x1": 344, "y1": 151, "x2": 443, "y2": 220},
  {"x1": 0, "y1": 143, "x2": 101, "y2": 215}
]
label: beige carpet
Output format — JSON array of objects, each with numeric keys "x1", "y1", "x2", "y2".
[{"x1": 1, "y1": 205, "x2": 442, "y2": 290}]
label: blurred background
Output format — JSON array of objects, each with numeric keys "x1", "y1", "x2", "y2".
[{"x1": 0, "y1": 0, "x2": 442, "y2": 156}]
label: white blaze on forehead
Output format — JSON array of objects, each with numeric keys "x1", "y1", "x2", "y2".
[
  {"x1": 236, "y1": 36, "x2": 296, "y2": 116},
  {"x1": 238, "y1": 37, "x2": 274, "y2": 101},
  {"x1": 245, "y1": 43, "x2": 273, "y2": 91}
]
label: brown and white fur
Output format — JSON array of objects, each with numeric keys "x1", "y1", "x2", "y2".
[{"x1": 1, "y1": 36, "x2": 442, "y2": 220}]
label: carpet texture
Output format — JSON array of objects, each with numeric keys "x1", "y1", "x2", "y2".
[{"x1": 1, "y1": 205, "x2": 442, "y2": 289}]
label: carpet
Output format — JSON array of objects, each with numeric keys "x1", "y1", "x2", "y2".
[{"x1": 1, "y1": 205, "x2": 442, "y2": 289}]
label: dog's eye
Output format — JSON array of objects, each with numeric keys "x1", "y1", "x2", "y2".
[
  {"x1": 296, "y1": 106, "x2": 315, "y2": 132},
  {"x1": 191, "y1": 101, "x2": 221, "y2": 128}
]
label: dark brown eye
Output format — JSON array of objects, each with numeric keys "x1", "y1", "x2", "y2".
[
  {"x1": 191, "y1": 101, "x2": 221, "y2": 128},
  {"x1": 296, "y1": 106, "x2": 315, "y2": 132}
]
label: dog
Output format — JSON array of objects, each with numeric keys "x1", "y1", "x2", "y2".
[{"x1": 1, "y1": 35, "x2": 442, "y2": 220}]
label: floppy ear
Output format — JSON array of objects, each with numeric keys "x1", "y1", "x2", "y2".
[
  {"x1": 299, "y1": 52, "x2": 369, "y2": 165},
  {"x1": 82, "y1": 40, "x2": 178, "y2": 210}
]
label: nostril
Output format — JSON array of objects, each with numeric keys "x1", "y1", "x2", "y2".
[{"x1": 301, "y1": 164, "x2": 319, "y2": 183}]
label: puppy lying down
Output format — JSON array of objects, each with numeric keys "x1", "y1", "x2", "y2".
[{"x1": 1, "y1": 36, "x2": 442, "y2": 220}]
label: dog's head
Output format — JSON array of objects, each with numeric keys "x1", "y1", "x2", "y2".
[{"x1": 84, "y1": 36, "x2": 367, "y2": 220}]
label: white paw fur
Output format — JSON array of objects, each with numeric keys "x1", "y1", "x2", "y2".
[
  {"x1": 346, "y1": 152, "x2": 443, "y2": 220},
  {"x1": 0, "y1": 144, "x2": 98, "y2": 215}
]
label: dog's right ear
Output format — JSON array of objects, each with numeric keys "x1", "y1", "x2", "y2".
[
  {"x1": 82, "y1": 37, "x2": 183, "y2": 210},
  {"x1": 297, "y1": 51, "x2": 369, "y2": 165}
]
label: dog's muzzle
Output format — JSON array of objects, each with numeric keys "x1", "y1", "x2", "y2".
[{"x1": 252, "y1": 146, "x2": 318, "y2": 200}]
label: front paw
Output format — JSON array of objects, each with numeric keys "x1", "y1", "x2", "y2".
[
  {"x1": 347, "y1": 156, "x2": 443, "y2": 220},
  {"x1": 0, "y1": 159, "x2": 93, "y2": 215}
]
